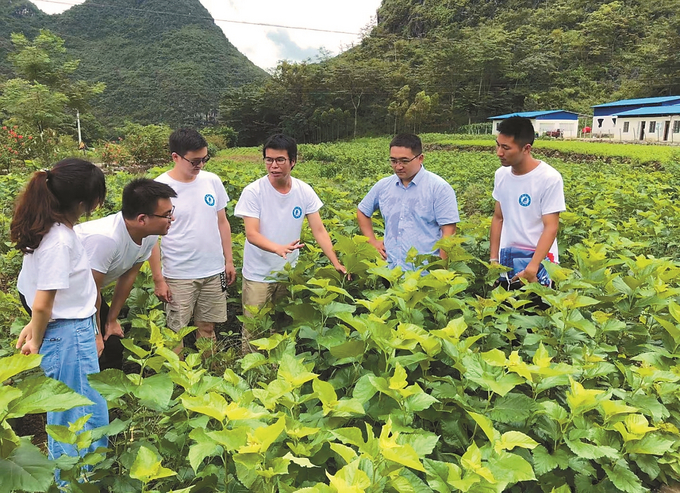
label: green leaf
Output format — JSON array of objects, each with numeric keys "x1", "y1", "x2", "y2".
[
  {"x1": 601, "y1": 460, "x2": 646, "y2": 493},
  {"x1": 130, "y1": 446, "x2": 176, "y2": 484},
  {"x1": 468, "y1": 411, "x2": 497, "y2": 443},
  {"x1": 0, "y1": 440, "x2": 54, "y2": 493},
  {"x1": 7, "y1": 376, "x2": 93, "y2": 418},
  {"x1": 0, "y1": 353, "x2": 41, "y2": 383},
  {"x1": 481, "y1": 349, "x2": 507, "y2": 367},
  {"x1": 134, "y1": 373, "x2": 173, "y2": 411},
  {"x1": 496, "y1": 431, "x2": 539, "y2": 452},
  {"x1": 330, "y1": 443, "x2": 357, "y2": 465},
  {"x1": 0, "y1": 386, "x2": 22, "y2": 416},
  {"x1": 313, "y1": 378, "x2": 338, "y2": 414},
  {"x1": 187, "y1": 428, "x2": 221, "y2": 473},
  {"x1": 564, "y1": 438, "x2": 619, "y2": 460},
  {"x1": 531, "y1": 445, "x2": 571, "y2": 476},
  {"x1": 181, "y1": 392, "x2": 228, "y2": 423},
  {"x1": 389, "y1": 363, "x2": 408, "y2": 390},
  {"x1": 240, "y1": 352, "x2": 267, "y2": 372},
  {"x1": 334, "y1": 398, "x2": 366, "y2": 416},
  {"x1": 488, "y1": 450, "x2": 537, "y2": 485},
  {"x1": 625, "y1": 433, "x2": 675, "y2": 455},
  {"x1": 88, "y1": 369, "x2": 137, "y2": 400},
  {"x1": 278, "y1": 354, "x2": 318, "y2": 388},
  {"x1": 329, "y1": 340, "x2": 366, "y2": 360},
  {"x1": 488, "y1": 393, "x2": 536, "y2": 423},
  {"x1": 404, "y1": 392, "x2": 438, "y2": 413},
  {"x1": 207, "y1": 428, "x2": 248, "y2": 451},
  {"x1": 352, "y1": 374, "x2": 377, "y2": 404}
]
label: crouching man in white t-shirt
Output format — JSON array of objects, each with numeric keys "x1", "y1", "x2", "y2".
[
  {"x1": 149, "y1": 128, "x2": 236, "y2": 351},
  {"x1": 490, "y1": 116, "x2": 566, "y2": 288},
  {"x1": 75, "y1": 178, "x2": 177, "y2": 370},
  {"x1": 234, "y1": 134, "x2": 347, "y2": 352}
]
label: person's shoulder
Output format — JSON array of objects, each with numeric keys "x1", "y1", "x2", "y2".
[
  {"x1": 154, "y1": 171, "x2": 172, "y2": 184},
  {"x1": 241, "y1": 176, "x2": 267, "y2": 195},
  {"x1": 537, "y1": 161, "x2": 563, "y2": 179},
  {"x1": 75, "y1": 212, "x2": 119, "y2": 235},
  {"x1": 43, "y1": 223, "x2": 77, "y2": 249}
]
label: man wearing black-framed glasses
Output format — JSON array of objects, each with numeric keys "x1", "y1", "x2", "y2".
[
  {"x1": 150, "y1": 128, "x2": 236, "y2": 353},
  {"x1": 357, "y1": 133, "x2": 460, "y2": 271},
  {"x1": 76, "y1": 178, "x2": 177, "y2": 370}
]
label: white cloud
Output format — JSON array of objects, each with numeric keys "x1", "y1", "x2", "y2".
[{"x1": 30, "y1": 0, "x2": 381, "y2": 70}]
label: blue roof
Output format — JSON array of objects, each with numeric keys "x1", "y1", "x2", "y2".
[
  {"x1": 615, "y1": 104, "x2": 680, "y2": 117},
  {"x1": 592, "y1": 96, "x2": 680, "y2": 108},
  {"x1": 488, "y1": 110, "x2": 578, "y2": 120}
]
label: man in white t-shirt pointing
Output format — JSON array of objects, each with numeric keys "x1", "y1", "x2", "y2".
[
  {"x1": 490, "y1": 116, "x2": 566, "y2": 287},
  {"x1": 150, "y1": 128, "x2": 236, "y2": 350},
  {"x1": 76, "y1": 178, "x2": 177, "y2": 370},
  {"x1": 234, "y1": 134, "x2": 346, "y2": 351}
]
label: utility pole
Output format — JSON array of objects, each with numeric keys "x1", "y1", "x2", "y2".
[{"x1": 76, "y1": 110, "x2": 85, "y2": 154}]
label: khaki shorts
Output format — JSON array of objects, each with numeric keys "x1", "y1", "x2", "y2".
[
  {"x1": 241, "y1": 278, "x2": 287, "y2": 352},
  {"x1": 165, "y1": 274, "x2": 227, "y2": 331}
]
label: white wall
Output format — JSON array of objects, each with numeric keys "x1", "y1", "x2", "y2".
[
  {"x1": 615, "y1": 116, "x2": 680, "y2": 142},
  {"x1": 593, "y1": 115, "x2": 617, "y2": 136},
  {"x1": 492, "y1": 119, "x2": 578, "y2": 138}
]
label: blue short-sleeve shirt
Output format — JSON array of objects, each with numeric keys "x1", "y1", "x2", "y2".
[{"x1": 358, "y1": 166, "x2": 460, "y2": 270}]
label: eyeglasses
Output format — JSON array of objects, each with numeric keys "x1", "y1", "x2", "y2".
[
  {"x1": 389, "y1": 153, "x2": 422, "y2": 165},
  {"x1": 264, "y1": 157, "x2": 288, "y2": 165},
  {"x1": 179, "y1": 154, "x2": 210, "y2": 167},
  {"x1": 149, "y1": 205, "x2": 175, "y2": 220}
]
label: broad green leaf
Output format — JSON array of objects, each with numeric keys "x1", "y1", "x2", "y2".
[
  {"x1": 7, "y1": 376, "x2": 93, "y2": 418},
  {"x1": 352, "y1": 374, "x2": 378, "y2": 404},
  {"x1": 564, "y1": 438, "x2": 619, "y2": 460},
  {"x1": 240, "y1": 352, "x2": 267, "y2": 372},
  {"x1": 668, "y1": 301, "x2": 680, "y2": 324},
  {"x1": 314, "y1": 378, "x2": 338, "y2": 414},
  {"x1": 389, "y1": 363, "x2": 408, "y2": 390},
  {"x1": 88, "y1": 369, "x2": 137, "y2": 400},
  {"x1": 134, "y1": 373, "x2": 173, "y2": 411},
  {"x1": 489, "y1": 392, "x2": 536, "y2": 423},
  {"x1": 282, "y1": 452, "x2": 317, "y2": 468},
  {"x1": 0, "y1": 386, "x2": 22, "y2": 416},
  {"x1": 495, "y1": 431, "x2": 539, "y2": 453},
  {"x1": 601, "y1": 460, "x2": 646, "y2": 493},
  {"x1": 625, "y1": 414, "x2": 657, "y2": 436},
  {"x1": 533, "y1": 343, "x2": 552, "y2": 367},
  {"x1": 120, "y1": 338, "x2": 150, "y2": 358},
  {"x1": 251, "y1": 332, "x2": 288, "y2": 351},
  {"x1": 207, "y1": 428, "x2": 248, "y2": 451},
  {"x1": 404, "y1": 392, "x2": 438, "y2": 413},
  {"x1": 566, "y1": 379, "x2": 605, "y2": 415},
  {"x1": 330, "y1": 443, "x2": 357, "y2": 465},
  {"x1": 461, "y1": 441, "x2": 494, "y2": 483},
  {"x1": 625, "y1": 433, "x2": 674, "y2": 455},
  {"x1": 531, "y1": 445, "x2": 571, "y2": 476},
  {"x1": 379, "y1": 419, "x2": 426, "y2": 472},
  {"x1": 0, "y1": 440, "x2": 54, "y2": 493},
  {"x1": 239, "y1": 416, "x2": 286, "y2": 454},
  {"x1": 327, "y1": 463, "x2": 372, "y2": 492},
  {"x1": 334, "y1": 398, "x2": 366, "y2": 416},
  {"x1": 468, "y1": 411, "x2": 497, "y2": 443},
  {"x1": 181, "y1": 392, "x2": 228, "y2": 423},
  {"x1": 45, "y1": 424, "x2": 76, "y2": 445},
  {"x1": 488, "y1": 450, "x2": 536, "y2": 484},
  {"x1": 398, "y1": 432, "x2": 439, "y2": 457},
  {"x1": 600, "y1": 400, "x2": 638, "y2": 421},
  {"x1": 188, "y1": 428, "x2": 221, "y2": 473},
  {"x1": 130, "y1": 445, "x2": 176, "y2": 483},
  {"x1": 278, "y1": 354, "x2": 318, "y2": 387},
  {"x1": 330, "y1": 340, "x2": 366, "y2": 360},
  {"x1": 0, "y1": 353, "x2": 41, "y2": 383},
  {"x1": 481, "y1": 349, "x2": 507, "y2": 367},
  {"x1": 652, "y1": 316, "x2": 680, "y2": 344}
]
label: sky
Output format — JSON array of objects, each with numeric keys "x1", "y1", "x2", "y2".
[{"x1": 30, "y1": 0, "x2": 383, "y2": 71}]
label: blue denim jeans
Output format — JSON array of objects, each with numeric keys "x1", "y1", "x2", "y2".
[{"x1": 39, "y1": 317, "x2": 109, "y2": 463}]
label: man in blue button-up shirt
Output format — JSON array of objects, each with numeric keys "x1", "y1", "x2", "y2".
[{"x1": 357, "y1": 133, "x2": 460, "y2": 271}]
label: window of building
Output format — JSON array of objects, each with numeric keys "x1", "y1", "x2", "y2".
[
  {"x1": 674, "y1": 120, "x2": 680, "y2": 133},
  {"x1": 496, "y1": 122, "x2": 500, "y2": 131},
  {"x1": 650, "y1": 121, "x2": 657, "y2": 133},
  {"x1": 623, "y1": 122, "x2": 630, "y2": 133}
]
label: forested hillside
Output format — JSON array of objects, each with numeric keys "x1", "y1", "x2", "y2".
[
  {"x1": 0, "y1": 0, "x2": 267, "y2": 131},
  {"x1": 221, "y1": 0, "x2": 680, "y2": 145}
]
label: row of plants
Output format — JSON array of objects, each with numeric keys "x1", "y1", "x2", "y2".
[{"x1": 2, "y1": 139, "x2": 680, "y2": 492}]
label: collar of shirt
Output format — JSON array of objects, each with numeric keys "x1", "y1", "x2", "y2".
[{"x1": 393, "y1": 165, "x2": 426, "y2": 189}]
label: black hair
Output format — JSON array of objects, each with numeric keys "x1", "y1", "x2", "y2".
[
  {"x1": 497, "y1": 117, "x2": 536, "y2": 147},
  {"x1": 390, "y1": 133, "x2": 423, "y2": 155},
  {"x1": 11, "y1": 158, "x2": 106, "y2": 253},
  {"x1": 169, "y1": 128, "x2": 208, "y2": 156},
  {"x1": 263, "y1": 134, "x2": 297, "y2": 163},
  {"x1": 121, "y1": 178, "x2": 177, "y2": 219}
]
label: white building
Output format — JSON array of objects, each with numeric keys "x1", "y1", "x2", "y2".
[
  {"x1": 592, "y1": 96, "x2": 680, "y2": 137},
  {"x1": 613, "y1": 105, "x2": 680, "y2": 143},
  {"x1": 488, "y1": 110, "x2": 579, "y2": 138}
]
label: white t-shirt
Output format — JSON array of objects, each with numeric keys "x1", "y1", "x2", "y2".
[
  {"x1": 18, "y1": 223, "x2": 97, "y2": 320},
  {"x1": 235, "y1": 176, "x2": 323, "y2": 282},
  {"x1": 155, "y1": 170, "x2": 229, "y2": 279},
  {"x1": 492, "y1": 161, "x2": 566, "y2": 262},
  {"x1": 75, "y1": 212, "x2": 157, "y2": 287}
]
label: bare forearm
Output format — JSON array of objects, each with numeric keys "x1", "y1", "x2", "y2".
[
  {"x1": 108, "y1": 268, "x2": 139, "y2": 323},
  {"x1": 149, "y1": 243, "x2": 163, "y2": 283},
  {"x1": 528, "y1": 223, "x2": 558, "y2": 270},
  {"x1": 218, "y1": 217, "x2": 234, "y2": 264},
  {"x1": 489, "y1": 216, "x2": 503, "y2": 260},
  {"x1": 357, "y1": 210, "x2": 377, "y2": 240}
]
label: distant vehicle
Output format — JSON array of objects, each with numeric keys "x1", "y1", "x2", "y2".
[
  {"x1": 583, "y1": 126, "x2": 592, "y2": 133},
  {"x1": 545, "y1": 129, "x2": 562, "y2": 138}
]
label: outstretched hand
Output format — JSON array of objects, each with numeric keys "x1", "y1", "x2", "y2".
[{"x1": 276, "y1": 239, "x2": 305, "y2": 259}]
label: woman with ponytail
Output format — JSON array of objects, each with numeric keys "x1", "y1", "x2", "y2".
[{"x1": 11, "y1": 158, "x2": 109, "y2": 476}]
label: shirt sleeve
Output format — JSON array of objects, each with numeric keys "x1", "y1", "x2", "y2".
[
  {"x1": 491, "y1": 168, "x2": 502, "y2": 202},
  {"x1": 234, "y1": 185, "x2": 260, "y2": 219},
  {"x1": 79, "y1": 234, "x2": 117, "y2": 274},
  {"x1": 541, "y1": 173, "x2": 566, "y2": 214},
  {"x1": 434, "y1": 182, "x2": 460, "y2": 225},
  {"x1": 214, "y1": 175, "x2": 229, "y2": 210},
  {"x1": 304, "y1": 184, "x2": 323, "y2": 215},
  {"x1": 35, "y1": 241, "x2": 73, "y2": 290},
  {"x1": 357, "y1": 182, "x2": 381, "y2": 217}
]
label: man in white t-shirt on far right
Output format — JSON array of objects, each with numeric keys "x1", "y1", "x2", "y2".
[
  {"x1": 489, "y1": 116, "x2": 565, "y2": 287},
  {"x1": 234, "y1": 134, "x2": 346, "y2": 352}
]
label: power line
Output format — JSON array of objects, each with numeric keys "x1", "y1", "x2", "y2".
[{"x1": 34, "y1": 0, "x2": 364, "y2": 36}]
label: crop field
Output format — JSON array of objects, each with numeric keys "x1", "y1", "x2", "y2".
[{"x1": 3, "y1": 137, "x2": 680, "y2": 492}]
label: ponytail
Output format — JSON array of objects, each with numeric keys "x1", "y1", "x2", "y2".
[{"x1": 11, "y1": 159, "x2": 106, "y2": 253}]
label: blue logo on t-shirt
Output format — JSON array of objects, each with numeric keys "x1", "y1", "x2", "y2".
[
  {"x1": 204, "y1": 194, "x2": 215, "y2": 206},
  {"x1": 519, "y1": 194, "x2": 531, "y2": 207},
  {"x1": 292, "y1": 206, "x2": 303, "y2": 219}
]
